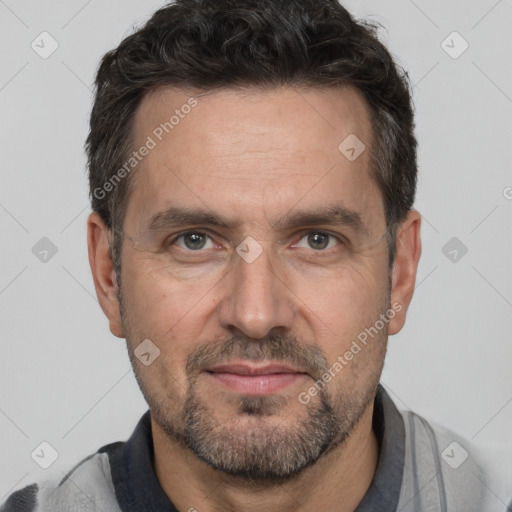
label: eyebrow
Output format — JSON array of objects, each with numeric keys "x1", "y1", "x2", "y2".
[
  {"x1": 148, "y1": 207, "x2": 240, "y2": 232},
  {"x1": 147, "y1": 205, "x2": 367, "y2": 235}
]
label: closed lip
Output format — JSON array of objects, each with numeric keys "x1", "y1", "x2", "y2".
[{"x1": 205, "y1": 363, "x2": 307, "y2": 376}]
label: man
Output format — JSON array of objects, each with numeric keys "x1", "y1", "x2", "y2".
[{"x1": 2, "y1": 0, "x2": 511, "y2": 510}]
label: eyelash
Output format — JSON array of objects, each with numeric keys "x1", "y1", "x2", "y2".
[{"x1": 167, "y1": 230, "x2": 345, "y2": 252}]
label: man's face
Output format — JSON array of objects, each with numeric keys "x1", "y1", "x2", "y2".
[{"x1": 116, "y1": 86, "x2": 395, "y2": 480}]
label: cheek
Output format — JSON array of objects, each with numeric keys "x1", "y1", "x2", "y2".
[
  {"x1": 124, "y1": 253, "x2": 210, "y2": 318},
  {"x1": 121, "y1": 272, "x2": 206, "y2": 392},
  {"x1": 293, "y1": 263, "x2": 388, "y2": 355},
  {"x1": 310, "y1": 262, "x2": 384, "y2": 313}
]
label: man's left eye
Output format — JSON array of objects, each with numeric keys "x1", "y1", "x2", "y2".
[{"x1": 294, "y1": 232, "x2": 340, "y2": 251}]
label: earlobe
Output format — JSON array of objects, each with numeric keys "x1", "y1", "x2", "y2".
[
  {"x1": 388, "y1": 210, "x2": 422, "y2": 335},
  {"x1": 87, "y1": 212, "x2": 125, "y2": 338}
]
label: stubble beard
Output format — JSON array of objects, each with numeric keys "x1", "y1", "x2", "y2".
[{"x1": 118, "y1": 279, "x2": 387, "y2": 483}]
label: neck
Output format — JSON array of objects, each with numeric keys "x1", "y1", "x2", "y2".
[{"x1": 152, "y1": 400, "x2": 379, "y2": 512}]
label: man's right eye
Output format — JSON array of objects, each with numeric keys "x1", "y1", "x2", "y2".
[{"x1": 171, "y1": 231, "x2": 216, "y2": 251}]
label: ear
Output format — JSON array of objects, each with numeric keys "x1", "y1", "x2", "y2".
[
  {"x1": 388, "y1": 210, "x2": 422, "y2": 335},
  {"x1": 87, "y1": 212, "x2": 124, "y2": 338}
]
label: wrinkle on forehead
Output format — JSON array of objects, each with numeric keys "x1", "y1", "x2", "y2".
[{"x1": 132, "y1": 84, "x2": 372, "y2": 167}]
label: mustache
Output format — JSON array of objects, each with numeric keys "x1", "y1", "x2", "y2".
[{"x1": 185, "y1": 332, "x2": 329, "y2": 380}]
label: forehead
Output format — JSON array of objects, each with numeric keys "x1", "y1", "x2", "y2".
[
  {"x1": 124, "y1": 84, "x2": 382, "y2": 233},
  {"x1": 133, "y1": 84, "x2": 372, "y2": 158}
]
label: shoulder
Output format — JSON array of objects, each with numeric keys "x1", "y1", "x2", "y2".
[
  {"x1": 399, "y1": 409, "x2": 512, "y2": 511},
  {"x1": 0, "y1": 443, "x2": 124, "y2": 512}
]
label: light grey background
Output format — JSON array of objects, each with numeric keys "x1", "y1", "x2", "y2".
[{"x1": 1, "y1": 0, "x2": 511, "y2": 499}]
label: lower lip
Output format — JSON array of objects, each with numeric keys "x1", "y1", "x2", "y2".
[{"x1": 207, "y1": 372, "x2": 306, "y2": 395}]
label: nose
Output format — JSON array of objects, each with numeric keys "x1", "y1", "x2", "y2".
[{"x1": 217, "y1": 243, "x2": 296, "y2": 339}]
